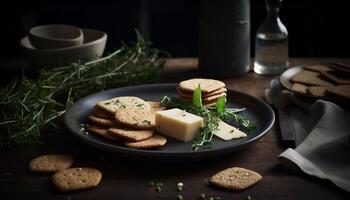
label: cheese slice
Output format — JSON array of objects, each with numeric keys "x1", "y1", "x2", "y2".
[
  {"x1": 213, "y1": 120, "x2": 247, "y2": 140},
  {"x1": 155, "y1": 108, "x2": 203, "y2": 142}
]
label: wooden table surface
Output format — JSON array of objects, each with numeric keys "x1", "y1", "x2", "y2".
[{"x1": 0, "y1": 58, "x2": 349, "y2": 200}]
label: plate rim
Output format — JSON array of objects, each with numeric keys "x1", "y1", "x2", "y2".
[{"x1": 64, "y1": 83, "x2": 275, "y2": 157}]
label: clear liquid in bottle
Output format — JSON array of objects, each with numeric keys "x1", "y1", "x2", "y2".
[
  {"x1": 254, "y1": 0, "x2": 289, "y2": 75},
  {"x1": 254, "y1": 32, "x2": 289, "y2": 75}
]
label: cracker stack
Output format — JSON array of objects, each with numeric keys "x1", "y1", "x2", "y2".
[
  {"x1": 290, "y1": 63, "x2": 350, "y2": 101},
  {"x1": 86, "y1": 97, "x2": 167, "y2": 149},
  {"x1": 177, "y1": 78, "x2": 227, "y2": 106}
]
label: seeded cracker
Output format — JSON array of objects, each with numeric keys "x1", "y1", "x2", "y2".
[
  {"x1": 291, "y1": 83, "x2": 308, "y2": 94},
  {"x1": 177, "y1": 86, "x2": 227, "y2": 98},
  {"x1": 108, "y1": 127, "x2": 154, "y2": 142},
  {"x1": 88, "y1": 115, "x2": 118, "y2": 127},
  {"x1": 307, "y1": 86, "x2": 326, "y2": 97},
  {"x1": 115, "y1": 108, "x2": 155, "y2": 129},
  {"x1": 124, "y1": 134, "x2": 167, "y2": 149},
  {"x1": 88, "y1": 126, "x2": 121, "y2": 141},
  {"x1": 210, "y1": 167, "x2": 262, "y2": 191},
  {"x1": 96, "y1": 96, "x2": 150, "y2": 114},
  {"x1": 29, "y1": 154, "x2": 74, "y2": 173},
  {"x1": 52, "y1": 167, "x2": 102, "y2": 192},
  {"x1": 290, "y1": 70, "x2": 334, "y2": 86},
  {"x1": 179, "y1": 78, "x2": 226, "y2": 93}
]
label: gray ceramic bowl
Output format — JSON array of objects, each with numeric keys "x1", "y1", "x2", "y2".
[
  {"x1": 29, "y1": 24, "x2": 84, "y2": 49},
  {"x1": 20, "y1": 29, "x2": 107, "y2": 68}
]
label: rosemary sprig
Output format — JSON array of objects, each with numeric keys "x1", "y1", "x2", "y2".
[
  {"x1": 0, "y1": 30, "x2": 165, "y2": 148},
  {"x1": 160, "y1": 96, "x2": 255, "y2": 151}
]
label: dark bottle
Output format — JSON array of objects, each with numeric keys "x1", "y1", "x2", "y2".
[{"x1": 199, "y1": 0, "x2": 250, "y2": 77}]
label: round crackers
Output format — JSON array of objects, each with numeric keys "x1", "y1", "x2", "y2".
[
  {"x1": 88, "y1": 116, "x2": 118, "y2": 127},
  {"x1": 29, "y1": 154, "x2": 74, "y2": 173},
  {"x1": 177, "y1": 86, "x2": 227, "y2": 98},
  {"x1": 115, "y1": 108, "x2": 155, "y2": 129},
  {"x1": 108, "y1": 127, "x2": 154, "y2": 142},
  {"x1": 52, "y1": 167, "x2": 102, "y2": 192},
  {"x1": 210, "y1": 167, "x2": 262, "y2": 191},
  {"x1": 96, "y1": 96, "x2": 151, "y2": 114},
  {"x1": 124, "y1": 134, "x2": 167, "y2": 149},
  {"x1": 179, "y1": 78, "x2": 225, "y2": 93},
  {"x1": 88, "y1": 126, "x2": 121, "y2": 141},
  {"x1": 92, "y1": 105, "x2": 114, "y2": 119}
]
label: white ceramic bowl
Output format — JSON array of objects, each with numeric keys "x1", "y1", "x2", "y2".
[
  {"x1": 29, "y1": 24, "x2": 84, "y2": 49},
  {"x1": 21, "y1": 29, "x2": 107, "y2": 68}
]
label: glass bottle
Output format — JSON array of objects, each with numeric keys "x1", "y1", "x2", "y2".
[{"x1": 254, "y1": 0, "x2": 289, "y2": 75}]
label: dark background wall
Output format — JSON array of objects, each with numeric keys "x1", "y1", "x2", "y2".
[{"x1": 1, "y1": 0, "x2": 349, "y2": 59}]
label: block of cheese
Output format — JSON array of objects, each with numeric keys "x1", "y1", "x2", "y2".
[
  {"x1": 155, "y1": 108, "x2": 203, "y2": 142},
  {"x1": 213, "y1": 120, "x2": 247, "y2": 140}
]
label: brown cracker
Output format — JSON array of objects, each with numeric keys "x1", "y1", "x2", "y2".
[
  {"x1": 210, "y1": 167, "x2": 262, "y2": 191},
  {"x1": 320, "y1": 71, "x2": 350, "y2": 84},
  {"x1": 52, "y1": 167, "x2": 102, "y2": 192},
  {"x1": 124, "y1": 134, "x2": 167, "y2": 149},
  {"x1": 147, "y1": 101, "x2": 166, "y2": 113},
  {"x1": 108, "y1": 127, "x2": 154, "y2": 142},
  {"x1": 291, "y1": 83, "x2": 308, "y2": 94},
  {"x1": 307, "y1": 86, "x2": 326, "y2": 97},
  {"x1": 179, "y1": 97, "x2": 218, "y2": 106},
  {"x1": 92, "y1": 105, "x2": 114, "y2": 119},
  {"x1": 303, "y1": 64, "x2": 332, "y2": 73},
  {"x1": 29, "y1": 154, "x2": 74, "y2": 174},
  {"x1": 291, "y1": 70, "x2": 334, "y2": 86},
  {"x1": 177, "y1": 86, "x2": 227, "y2": 98},
  {"x1": 179, "y1": 93, "x2": 226, "y2": 102},
  {"x1": 88, "y1": 116, "x2": 118, "y2": 127},
  {"x1": 115, "y1": 108, "x2": 155, "y2": 129},
  {"x1": 329, "y1": 63, "x2": 350, "y2": 75},
  {"x1": 326, "y1": 85, "x2": 350, "y2": 100},
  {"x1": 87, "y1": 126, "x2": 121, "y2": 141},
  {"x1": 179, "y1": 78, "x2": 226, "y2": 93},
  {"x1": 96, "y1": 96, "x2": 150, "y2": 114}
]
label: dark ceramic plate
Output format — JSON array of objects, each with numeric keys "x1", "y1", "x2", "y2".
[{"x1": 65, "y1": 84, "x2": 275, "y2": 160}]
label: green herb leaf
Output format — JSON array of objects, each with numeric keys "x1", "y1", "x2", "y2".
[
  {"x1": 192, "y1": 85, "x2": 202, "y2": 107},
  {"x1": 216, "y1": 96, "x2": 226, "y2": 114},
  {"x1": 0, "y1": 29, "x2": 166, "y2": 148}
]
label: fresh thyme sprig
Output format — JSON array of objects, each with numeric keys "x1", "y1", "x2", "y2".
[
  {"x1": 160, "y1": 96, "x2": 255, "y2": 151},
  {"x1": 0, "y1": 30, "x2": 165, "y2": 148}
]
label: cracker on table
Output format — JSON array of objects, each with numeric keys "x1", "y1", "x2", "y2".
[
  {"x1": 210, "y1": 167, "x2": 262, "y2": 191},
  {"x1": 29, "y1": 154, "x2": 74, "y2": 174},
  {"x1": 96, "y1": 96, "x2": 150, "y2": 114},
  {"x1": 179, "y1": 78, "x2": 226, "y2": 93},
  {"x1": 290, "y1": 83, "x2": 308, "y2": 94},
  {"x1": 52, "y1": 167, "x2": 102, "y2": 192},
  {"x1": 307, "y1": 86, "x2": 326, "y2": 97},
  {"x1": 124, "y1": 134, "x2": 167, "y2": 149},
  {"x1": 108, "y1": 127, "x2": 154, "y2": 142},
  {"x1": 290, "y1": 70, "x2": 334, "y2": 86},
  {"x1": 88, "y1": 116, "x2": 118, "y2": 127},
  {"x1": 115, "y1": 108, "x2": 155, "y2": 129},
  {"x1": 87, "y1": 126, "x2": 121, "y2": 141}
]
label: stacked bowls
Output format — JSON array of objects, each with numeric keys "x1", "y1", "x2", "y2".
[{"x1": 20, "y1": 24, "x2": 107, "y2": 68}]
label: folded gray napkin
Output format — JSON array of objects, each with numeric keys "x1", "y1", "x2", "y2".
[{"x1": 279, "y1": 100, "x2": 350, "y2": 192}]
